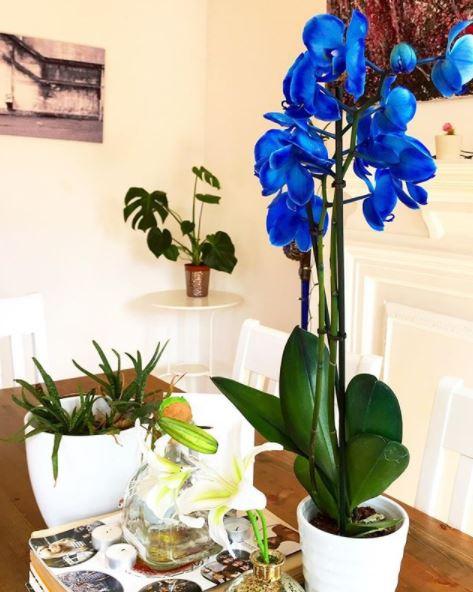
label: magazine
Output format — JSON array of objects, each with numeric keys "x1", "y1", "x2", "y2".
[{"x1": 29, "y1": 510, "x2": 300, "y2": 592}]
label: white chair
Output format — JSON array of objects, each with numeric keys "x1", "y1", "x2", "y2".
[
  {"x1": 232, "y1": 319, "x2": 383, "y2": 395},
  {"x1": 185, "y1": 393, "x2": 254, "y2": 473},
  {"x1": 415, "y1": 377, "x2": 473, "y2": 532},
  {"x1": 0, "y1": 293, "x2": 48, "y2": 386}
]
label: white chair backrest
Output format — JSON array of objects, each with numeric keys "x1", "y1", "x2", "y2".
[
  {"x1": 0, "y1": 293, "x2": 48, "y2": 386},
  {"x1": 232, "y1": 319, "x2": 288, "y2": 395},
  {"x1": 232, "y1": 319, "x2": 383, "y2": 395},
  {"x1": 347, "y1": 353, "x2": 383, "y2": 383},
  {"x1": 185, "y1": 393, "x2": 255, "y2": 475},
  {"x1": 415, "y1": 377, "x2": 473, "y2": 532}
]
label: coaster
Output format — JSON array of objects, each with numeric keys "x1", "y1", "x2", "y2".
[
  {"x1": 201, "y1": 550, "x2": 251, "y2": 585},
  {"x1": 30, "y1": 521, "x2": 104, "y2": 568},
  {"x1": 58, "y1": 570, "x2": 124, "y2": 592},
  {"x1": 137, "y1": 579, "x2": 203, "y2": 592}
]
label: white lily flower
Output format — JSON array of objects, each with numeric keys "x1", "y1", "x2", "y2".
[
  {"x1": 141, "y1": 434, "x2": 198, "y2": 523},
  {"x1": 177, "y1": 442, "x2": 283, "y2": 549}
]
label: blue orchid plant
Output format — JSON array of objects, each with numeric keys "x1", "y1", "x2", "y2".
[{"x1": 213, "y1": 12, "x2": 473, "y2": 538}]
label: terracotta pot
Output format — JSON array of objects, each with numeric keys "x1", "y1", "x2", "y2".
[
  {"x1": 297, "y1": 495, "x2": 409, "y2": 592},
  {"x1": 185, "y1": 264, "x2": 210, "y2": 297},
  {"x1": 435, "y1": 134, "x2": 462, "y2": 161}
]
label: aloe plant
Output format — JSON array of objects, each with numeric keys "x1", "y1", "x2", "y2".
[{"x1": 72, "y1": 341, "x2": 167, "y2": 426}]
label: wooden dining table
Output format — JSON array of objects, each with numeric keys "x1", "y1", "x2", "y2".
[{"x1": 0, "y1": 371, "x2": 472, "y2": 591}]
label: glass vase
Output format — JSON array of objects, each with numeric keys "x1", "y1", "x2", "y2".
[
  {"x1": 122, "y1": 440, "x2": 219, "y2": 571},
  {"x1": 227, "y1": 550, "x2": 304, "y2": 592}
]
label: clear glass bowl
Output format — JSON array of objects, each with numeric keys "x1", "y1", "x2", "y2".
[{"x1": 122, "y1": 440, "x2": 219, "y2": 571}]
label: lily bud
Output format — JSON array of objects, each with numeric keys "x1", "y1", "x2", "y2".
[{"x1": 390, "y1": 43, "x2": 417, "y2": 74}]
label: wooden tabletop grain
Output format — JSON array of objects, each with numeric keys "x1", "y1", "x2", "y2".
[{"x1": 1, "y1": 374, "x2": 472, "y2": 591}]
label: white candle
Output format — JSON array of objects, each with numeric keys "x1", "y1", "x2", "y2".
[
  {"x1": 224, "y1": 516, "x2": 252, "y2": 543},
  {"x1": 105, "y1": 543, "x2": 137, "y2": 570},
  {"x1": 91, "y1": 524, "x2": 123, "y2": 551}
]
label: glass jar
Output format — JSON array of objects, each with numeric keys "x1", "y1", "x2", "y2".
[
  {"x1": 227, "y1": 550, "x2": 304, "y2": 592},
  {"x1": 122, "y1": 439, "x2": 219, "y2": 571}
]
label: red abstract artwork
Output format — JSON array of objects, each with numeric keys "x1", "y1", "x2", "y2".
[{"x1": 328, "y1": 0, "x2": 473, "y2": 100}]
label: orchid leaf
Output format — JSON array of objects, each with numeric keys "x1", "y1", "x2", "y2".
[
  {"x1": 346, "y1": 517, "x2": 403, "y2": 538},
  {"x1": 294, "y1": 455, "x2": 339, "y2": 520},
  {"x1": 280, "y1": 327, "x2": 338, "y2": 485},
  {"x1": 211, "y1": 377, "x2": 301, "y2": 454},
  {"x1": 346, "y1": 374, "x2": 402, "y2": 442},
  {"x1": 347, "y1": 434, "x2": 409, "y2": 510}
]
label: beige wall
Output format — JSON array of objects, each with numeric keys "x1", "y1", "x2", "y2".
[{"x1": 0, "y1": 0, "x2": 208, "y2": 379}]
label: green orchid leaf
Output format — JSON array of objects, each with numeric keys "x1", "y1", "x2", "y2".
[
  {"x1": 279, "y1": 327, "x2": 338, "y2": 485},
  {"x1": 346, "y1": 517, "x2": 403, "y2": 538},
  {"x1": 294, "y1": 455, "x2": 339, "y2": 520},
  {"x1": 211, "y1": 376, "x2": 301, "y2": 453},
  {"x1": 147, "y1": 227, "x2": 173, "y2": 259},
  {"x1": 195, "y1": 194, "x2": 221, "y2": 204},
  {"x1": 346, "y1": 374, "x2": 403, "y2": 442},
  {"x1": 180, "y1": 220, "x2": 195, "y2": 235},
  {"x1": 124, "y1": 188, "x2": 168, "y2": 231},
  {"x1": 201, "y1": 231, "x2": 237, "y2": 273},
  {"x1": 52, "y1": 433, "x2": 62, "y2": 483},
  {"x1": 347, "y1": 434, "x2": 410, "y2": 510}
]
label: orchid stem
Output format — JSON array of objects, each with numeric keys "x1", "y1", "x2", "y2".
[{"x1": 257, "y1": 510, "x2": 270, "y2": 561}]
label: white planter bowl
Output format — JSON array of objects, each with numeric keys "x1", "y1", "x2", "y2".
[
  {"x1": 25, "y1": 396, "x2": 144, "y2": 527},
  {"x1": 297, "y1": 495, "x2": 409, "y2": 592}
]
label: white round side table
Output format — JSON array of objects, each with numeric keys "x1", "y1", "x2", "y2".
[{"x1": 151, "y1": 290, "x2": 243, "y2": 380}]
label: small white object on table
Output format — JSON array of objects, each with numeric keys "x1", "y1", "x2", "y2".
[
  {"x1": 91, "y1": 524, "x2": 123, "y2": 551},
  {"x1": 105, "y1": 543, "x2": 137, "y2": 570}
]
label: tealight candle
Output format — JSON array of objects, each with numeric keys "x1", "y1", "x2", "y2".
[
  {"x1": 105, "y1": 543, "x2": 137, "y2": 570},
  {"x1": 224, "y1": 516, "x2": 252, "y2": 543},
  {"x1": 91, "y1": 524, "x2": 123, "y2": 551}
]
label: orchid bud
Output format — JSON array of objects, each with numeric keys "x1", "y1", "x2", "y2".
[{"x1": 390, "y1": 43, "x2": 417, "y2": 74}]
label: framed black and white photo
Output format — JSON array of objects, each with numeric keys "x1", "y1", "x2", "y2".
[{"x1": 0, "y1": 33, "x2": 104, "y2": 142}]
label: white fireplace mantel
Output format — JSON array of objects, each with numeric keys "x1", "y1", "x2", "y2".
[{"x1": 345, "y1": 161, "x2": 473, "y2": 242}]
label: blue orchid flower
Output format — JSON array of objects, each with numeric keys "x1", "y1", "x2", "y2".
[
  {"x1": 302, "y1": 9, "x2": 368, "y2": 100},
  {"x1": 432, "y1": 20, "x2": 473, "y2": 96},
  {"x1": 390, "y1": 43, "x2": 417, "y2": 73},
  {"x1": 254, "y1": 127, "x2": 333, "y2": 205},
  {"x1": 266, "y1": 192, "x2": 328, "y2": 251},
  {"x1": 362, "y1": 169, "x2": 429, "y2": 231},
  {"x1": 371, "y1": 77, "x2": 417, "y2": 134},
  {"x1": 284, "y1": 52, "x2": 341, "y2": 121}
]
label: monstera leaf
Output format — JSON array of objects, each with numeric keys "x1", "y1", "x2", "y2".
[
  {"x1": 346, "y1": 374, "x2": 402, "y2": 442},
  {"x1": 347, "y1": 433, "x2": 409, "y2": 510},
  {"x1": 147, "y1": 228, "x2": 176, "y2": 260},
  {"x1": 280, "y1": 327, "x2": 338, "y2": 485},
  {"x1": 192, "y1": 166, "x2": 220, "y2": 189},
  {"x1": 201, "y1": 231, "x2": 237, "y2": 273},
  {"x1": 123, "y1": 188, "x2": 169, "y2": 231}
]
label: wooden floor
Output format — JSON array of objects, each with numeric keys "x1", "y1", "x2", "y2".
[{"x1": 1, "y1": 373, "x2": 473, "y2": 591}]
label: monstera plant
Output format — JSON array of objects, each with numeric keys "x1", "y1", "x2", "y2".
[
  {"x1": 212, "y1": 9, "x2": 473, "y2": 592},
  {"x1": 124, "y1": 166, "x2": 237, "y2": 296}
]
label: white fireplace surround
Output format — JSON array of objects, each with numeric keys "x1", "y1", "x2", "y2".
[{"x1": 338, "y1": 161, "x2": 473, "y2": 531}]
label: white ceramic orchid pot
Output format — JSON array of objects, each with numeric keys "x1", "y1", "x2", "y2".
[
  {"x1": 25, "y1": 396, "x2": 144, "y2": 527},
  {"x1": 297, "y1": 496, "x2": 409, "y2": 592},
  {"x1": 435, "y1": 134, "x2": 462, "y2": 161}
]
